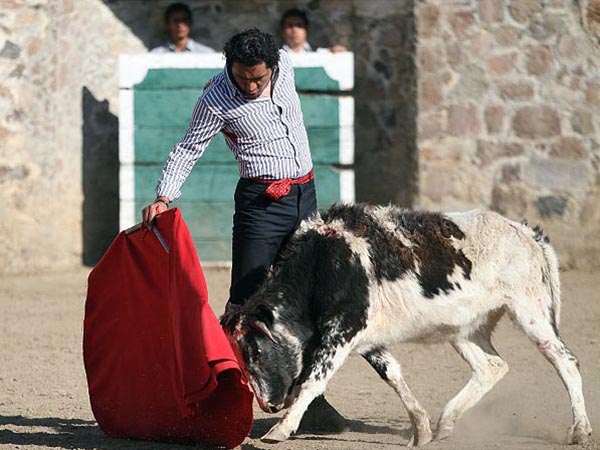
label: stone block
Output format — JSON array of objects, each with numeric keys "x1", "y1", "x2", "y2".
[
  {"x1": 449, "y1": 12, "x2": 475, "y2": 36},
  {"x1": 417, "y1": 3, "x2": 440, "y2": 37},
  {"x1": 500, "y1": 163, "x2": 522, "y2": 183},
  {"x1": 498, "y1": 81, "x2": 534, "y2": 100},
  {"x1": 570, "y1": 109, "x2": 594, "y2": 135},
  {"x1": 420, "y1": 162, "x2": 454, "y2": 203},
  {"x1": 419, "y1": 74, "x2": 446, "y2": 111},
  {"x1": 558, "y1": 34, "x2": 580, "y2": 61},
  {"x1": 513, "y1": 106, "x2": 561, "y2": 138},
  {"x1": 585, "y1": 81, "x2": 600, "y2": 109},
  {"x1": 526, "y1": 45, "x2": 553, "y2": 76},
  {"x1": 449, "y1": 65, "x2": 489, "y2": 100},
  {"x1": 0, "y1": 41, "x2": 21, "y2": 59},
  {"x1": 478, "y1": 0, "x2": 504, "y2": 23},
  {"x1": 487, "y1": 52, "x2": 517, "y2": 76},
  {"x1": 418, "y1": 111, "x2": 445, "y2": 141},
  {"x1": 528, "y1": 14, "x2": 565, "y2": 40},
  {"x1": 485, "y1": 105, "x2": 504, "y2": 133},
  {"x1": 446, "y1": 42, "x2": 463, "y2": 68},
  {"x1": 496, "y1": 26, "x2": 521, "y2": 47},
  {"x1": 549, "y1": 137, "x2": 587, "y2": 159},
  {"x1": 0, "y1": 164, "x2": 31, "y2": 182},
  {"x1": 525, "y1": 155, "x2": 590, "y2": 192},
  {"x1": 476, "y1": 140, "x2": 524, "y2": 166},
  {"x1": 470, "y1": 30, "x2": 495, "y2": 57},
  {"x1": 417, "y1": 44, "x2": 445, "y2": 72},
  {"x1": 448, "y1": 104, "x2": 480, "y2": 135},
  {"x1": 536, "y1": 195, "x2": 568, "y2": 218},
  {"x1": 420, "y1": 137, "x2": 476, "y2": 163},
  {"x1": 509, "y1": 0, "x2": 543, "y2": 23},
  {"x1": 491, "y1": 184, "x2": 528, "y2": 217}
]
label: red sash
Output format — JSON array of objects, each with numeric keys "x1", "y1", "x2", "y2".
[{"x1": 252, "y1": 168, "x2": 315, "y2": 200}]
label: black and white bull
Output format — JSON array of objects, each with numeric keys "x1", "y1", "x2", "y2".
[{"x1": 221, "y1": 204, "x2": 592, "y2": 445}]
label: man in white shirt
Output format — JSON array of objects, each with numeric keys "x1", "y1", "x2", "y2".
[
  {"x1": 280, "y1": 8, "x2": 347, "y2": 54},
  {"x1": 151, "y1": 2, "x2": 215, "y2": 54}
]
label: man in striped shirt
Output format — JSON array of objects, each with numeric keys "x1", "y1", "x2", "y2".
[
  {"x1": 142, "y1": 27, "x2": 346, "y2": 434},
  {"x1": 143, "y1": 27, "x2": 316, "y2": 306}
]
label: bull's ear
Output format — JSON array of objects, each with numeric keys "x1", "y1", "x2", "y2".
[
  {"x1": 220, "y1": 310, "x2": 245, "y2": 340},
  {"x1": 249, "y1": 318, "x2": 277, "y2": 344}
]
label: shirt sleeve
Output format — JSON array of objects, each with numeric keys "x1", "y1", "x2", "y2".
[
  {"x1": 278, "y1": 49, "x2": 293, "y2": 76},
  {"x1": 155, "y1": 95, "x2": 224, "y2": 201}
]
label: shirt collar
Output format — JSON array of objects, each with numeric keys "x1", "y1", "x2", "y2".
[{"x1": 167, "y1": 38, "x2": 195, "y2": 52}]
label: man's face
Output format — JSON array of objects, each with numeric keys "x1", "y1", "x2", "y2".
[
  {"x1": 231, "y1": 62, "x2": 272, "y2": 99},
  {"x1": 167, "y1": 11, "x2": 191, "y2": 42},
  {"x1": 282, "y1": 16, "x2": 308, "y2": 48}
]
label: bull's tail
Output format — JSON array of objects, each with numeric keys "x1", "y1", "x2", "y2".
[{"x1": 531, "y1": 225, "x2": 562, "y2": 332}]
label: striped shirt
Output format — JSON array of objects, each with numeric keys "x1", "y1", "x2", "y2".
[{"x1": 156, "y1": 49, "x2": 313, "y2": 201}]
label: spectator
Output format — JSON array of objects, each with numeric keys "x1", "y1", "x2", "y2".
[
  {"x1": 151, "y1": 2, "x2": 215, "y2": 53},
  {"x1": 280, "y1": 8, "x2": 347, "y2": 54}
]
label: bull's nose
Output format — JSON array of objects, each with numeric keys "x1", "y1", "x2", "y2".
[{"x1": 267, "y1": 403, "x2": 283, "y2": 413}]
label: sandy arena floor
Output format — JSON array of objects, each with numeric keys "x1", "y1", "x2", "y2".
[{"x1": 0, "y1": 266, "x2": 598, "y2": 450}]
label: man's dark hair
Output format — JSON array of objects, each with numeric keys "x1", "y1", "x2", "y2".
[
  {"x1": 280, "y1": 8, "x2": 309, "y2": 29},
  {"x1": 224, "y1": 28, "x2": 280, "y2": 69},
  {"x1": 164, "y1": 2, "x2": 192, "y2": 24}
]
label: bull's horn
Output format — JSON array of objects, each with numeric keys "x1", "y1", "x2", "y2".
[{"x1": 249, "y1": 319, "x2": 277, "y2": 344}]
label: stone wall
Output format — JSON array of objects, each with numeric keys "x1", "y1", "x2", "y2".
[
  {"x1": 415, "y1": 0, "x2": 600, "y2": 268},
  {"x1": 0, "y1": 0, "x2": 145, "y2": 272},
  {"x1": 1, "y1": 0, "x2": 598, "y2": 272}
]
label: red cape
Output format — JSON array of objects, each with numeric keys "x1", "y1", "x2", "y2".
[{"x1": 83, "y1": 208, "x2": 253, "y2": 448}]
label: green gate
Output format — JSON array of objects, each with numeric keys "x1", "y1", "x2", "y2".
[{"x1": 120, "y1": 53, "x2": 354, "y2": 261}]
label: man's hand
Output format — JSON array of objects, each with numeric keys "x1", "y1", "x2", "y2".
[{"x1": 141, "y1": 197, "x2": 169, "y2": 227}]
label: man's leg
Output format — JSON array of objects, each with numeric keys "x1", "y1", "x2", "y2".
[
  {"x1": 229, "y1": 235, "x2": 285, "y2": 306},
  {"x1": 228, "y1": 179, "x2": 304, "y2": 306},
  {"x1": 228, "y1": 179, "x2": 346, "y2": 432}
]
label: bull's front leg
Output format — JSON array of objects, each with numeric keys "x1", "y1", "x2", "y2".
[{"x1": 261, "y1": 342, "x2": 354, "y2": 443}]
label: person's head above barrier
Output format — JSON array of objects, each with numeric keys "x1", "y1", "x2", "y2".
[
  {"x1": 280, "y1": 8, "x2": 310, "y2": 53},
  {"x1": 279, "y1": 8, "x2": 348, "y2": 54},
  {"x1": 164, "y1": 2, "x2": 193, "y2": 46},
  {"x1": 224, "y1": 28, "x2": 280, "y2": 99},
  {"x1": 151, "y1": 2, "x2": 214, "y2": 53}
]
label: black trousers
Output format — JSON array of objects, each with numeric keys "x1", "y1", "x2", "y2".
[{"x1": 228, "y1": 178, "x2": 317, "y2": 306}]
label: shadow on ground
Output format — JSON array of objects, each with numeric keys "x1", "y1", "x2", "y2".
[
  {"x1": 0, "y1": 415, "x2": 214, "y2": 450},
  {"x1": 246, "y1": 416, "x2": 411, "y2": 447}
]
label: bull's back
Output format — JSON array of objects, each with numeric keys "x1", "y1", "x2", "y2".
[{"x1": 358, "y1": 210, "x2": 551, "y2": 346}]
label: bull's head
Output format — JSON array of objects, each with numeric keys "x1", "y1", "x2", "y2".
[{"x1": 221, "y1": 304, "x2": 308, "y2": 413}]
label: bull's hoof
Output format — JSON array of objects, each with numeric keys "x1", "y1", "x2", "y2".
[
  {"x1": 407, "y1": 427, "x2": 433, "y2": 446},
  {"x1": 261, "y1": 425, "x2": 291, "y2": 443},
  {"x1": 406, "y1": 434, "x2": 432, "y2": 447},
  {"x1": 567, "y1": 422, "x2": 592, "y2": 445},
  {"x1": 434, "y1": 425, "x2": 453, "y2": 442}
]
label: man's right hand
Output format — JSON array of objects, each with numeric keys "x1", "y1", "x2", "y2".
[{"x1": 141, "y1": 198, "x2": 169, "y2": 227}]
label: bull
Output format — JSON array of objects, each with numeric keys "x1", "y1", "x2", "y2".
[{"x1": 221, "y1": 204, "x2": 592, "y2": 445}]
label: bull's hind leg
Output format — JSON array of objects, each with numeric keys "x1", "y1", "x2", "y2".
[
  {"x1": 435, "y1": 329, "x2": 509, "y2": 441},
  {"x1": 508, "y1": 298, "x2": 592, "y2": 444},
  {"x1": 362, "y1": 347, "x2": 432, "y2": 446}
]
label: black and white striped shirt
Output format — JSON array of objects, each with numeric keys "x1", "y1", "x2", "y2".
[{"x1": 156, "y1": 50, "x2": 313, "y2": 201}]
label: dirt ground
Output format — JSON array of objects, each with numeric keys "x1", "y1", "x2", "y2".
[{"x1": 0, "y1": 266, "x2": 598, "y2": 450}]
